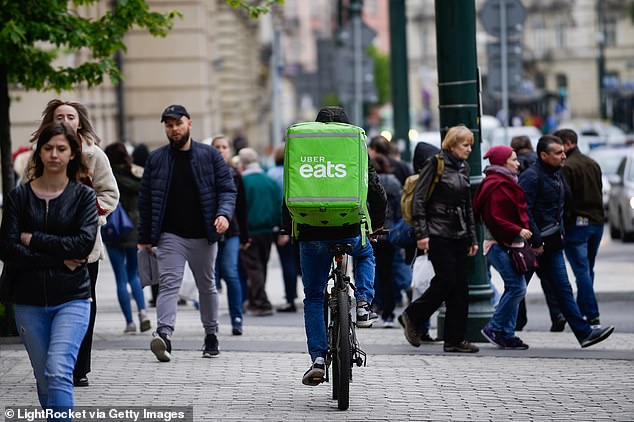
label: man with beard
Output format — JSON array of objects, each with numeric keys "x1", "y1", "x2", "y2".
[{"x1": 138, "y1": 105, "x2": 237, "y2": 362}]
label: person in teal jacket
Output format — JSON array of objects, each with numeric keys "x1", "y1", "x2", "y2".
[{"x1": 238, "y1": 147, "x2": 282, "y2": 316}]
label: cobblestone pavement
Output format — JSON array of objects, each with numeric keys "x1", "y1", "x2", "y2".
[{"x1": 1, "y1": 243, "x2": 634, "y2": 421}]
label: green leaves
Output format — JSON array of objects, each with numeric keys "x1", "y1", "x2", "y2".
[{"x1": 0, "y1": 0, "x2": 180, "y2": 91}]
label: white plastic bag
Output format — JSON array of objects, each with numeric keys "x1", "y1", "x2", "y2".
[
  {"x1": 411, "y1": 254, "x2": 435, "y2": 301},
  {"x1": 178, "y1": 262, "x2": 198, "y2": 301}
]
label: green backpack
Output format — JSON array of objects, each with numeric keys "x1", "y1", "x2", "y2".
[{"x1": 284, "y1": 121, "x2": 370, "y2": 239}]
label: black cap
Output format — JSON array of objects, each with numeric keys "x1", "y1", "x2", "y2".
[{"x1": 160, "y1": 104, "x2": 190, "y2": 122}]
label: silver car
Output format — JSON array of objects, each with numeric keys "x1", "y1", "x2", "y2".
[{"x1": 608, "y1": 150, "x2": 634, "y2": 241}]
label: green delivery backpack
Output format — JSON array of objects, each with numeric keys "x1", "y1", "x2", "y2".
[{"x1": 284, "y1": 121, "x2": 371, "y2": 240}]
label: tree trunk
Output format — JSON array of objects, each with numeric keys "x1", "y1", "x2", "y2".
[{"x1": 0, "y1": 66, "x2": 14, "y2": 201}]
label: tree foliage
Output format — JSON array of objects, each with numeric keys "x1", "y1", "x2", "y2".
[
  {"x1": 0, "y1": 0, "x2": 282, "y2": 198},
  {"x1": 368, "y1": 44, "x2": 390, "y2": 105}
]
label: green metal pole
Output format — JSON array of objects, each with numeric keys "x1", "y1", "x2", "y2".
[
  {"x1": 434, "y1": 0, "x2": 493, "y2": 342},
  {"x1": 389, "y1": 0, "x2": 412, "y2": 162}
]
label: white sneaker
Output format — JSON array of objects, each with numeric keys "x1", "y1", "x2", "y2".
[{"x1": 124, "y1": 322, "x2": 136, "y2": 334}]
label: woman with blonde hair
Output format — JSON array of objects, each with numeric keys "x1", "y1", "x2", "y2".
[{"x1": 398, "y1": 125, "x2": 480, "y2": 353}]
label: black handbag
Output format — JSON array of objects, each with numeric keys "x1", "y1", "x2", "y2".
[{"x1": 506, "y1": 242, "x2": 538, "y2": 274}]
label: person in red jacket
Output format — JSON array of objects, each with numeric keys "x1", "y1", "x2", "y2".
[{"x1": 474, "y1": 145, "x2": 533, "y2": 349}]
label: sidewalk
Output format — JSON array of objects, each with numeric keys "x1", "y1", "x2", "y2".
[{"x1": 2, "y1": 243, "x2": 634, "y2": 421}]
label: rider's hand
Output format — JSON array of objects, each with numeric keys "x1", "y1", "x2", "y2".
[{"x1": 519, "y1": 228, "x2": 532, "y2": 240}]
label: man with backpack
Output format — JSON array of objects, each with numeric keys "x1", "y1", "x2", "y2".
[{"x1": 282, "y1": 106, "x2": 386, "y2": 386}]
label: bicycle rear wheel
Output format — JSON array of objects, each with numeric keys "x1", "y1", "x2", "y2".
[{"x1": 335, "y1": 288, "x2": 351, "y2": 410}]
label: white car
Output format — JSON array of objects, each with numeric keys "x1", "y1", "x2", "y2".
[
  {"x1": 487, "y1": 126, "x2": 542, "y2": 148},
  {"x1": 607, "y1": 150, "x2": 634, "y2": 241}
]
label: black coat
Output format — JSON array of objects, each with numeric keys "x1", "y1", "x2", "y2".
[
  {"x1": 412, "y1": 151, "x2": 476, "y2": 243},
  {"x1": 0, "y1": 181, "x2": 98, "y2": 306},
  {"x1": 138, "y1": 141, "x2": 237, "y2": 246}
]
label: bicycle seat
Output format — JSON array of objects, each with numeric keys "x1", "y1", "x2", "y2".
[{"x1": 330, "y1": 244, "x2": 353, "y2": 255}]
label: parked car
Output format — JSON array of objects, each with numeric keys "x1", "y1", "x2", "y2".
[
  {"x1": 588, "y1": 147, "x2": 633, "y2": 216},
  {"x1": 607, "y1": 150, "x2": 634, "y2": 241},
  {"x1": 557, "y1": 120, "x2": 628, "y2": 152},
  {"x1": 487, "y1": 125, "x2": 542, "y2": 148}
]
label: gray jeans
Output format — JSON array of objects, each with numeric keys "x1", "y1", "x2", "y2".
[{"x1": 155, "y1": 233, "x2": 218, "y2": 336}]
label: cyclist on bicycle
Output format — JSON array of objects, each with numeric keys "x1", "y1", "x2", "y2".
[{"x1": 282, "y1": 106, "x2": 387, "y2": 386}]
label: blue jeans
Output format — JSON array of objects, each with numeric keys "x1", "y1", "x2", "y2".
[
  {"x1": 15, "y1": 300, "x2": 90, "y2": 420},
  {"x1": 106, "y1": 246, "x2": 146, "y2": 324},
  {"x1": 299, "y1": 236, "x2": 375, "y2": 361},
  {"x1": 486, "y1": 244, "x2": 527, "y2": 338},
  {"x1": 564, "y1": 223, "x2": 603, "y2": 322},
  {"x1": 215, "y1": 236, "x2": 244, "y2": 326},
  {"x1": 529, "y1": 248, "x2": 592, "y2": 342}
]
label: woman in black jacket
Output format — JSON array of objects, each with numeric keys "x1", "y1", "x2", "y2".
[
  {"x1": 398, "y1": 125, "x2": 480, "y2": 353},
  {"x1": 0, "y1": 122, "x2": 98, "y2": 415}
]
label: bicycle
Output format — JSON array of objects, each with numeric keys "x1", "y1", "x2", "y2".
[{"x1": 323, "y1": 242, "x2": 365, "y2": 411}]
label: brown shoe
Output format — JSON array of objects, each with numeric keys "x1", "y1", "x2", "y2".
[
  {"x1": 397, "y1": 313, "x2": 421, "y2": 347},
  {"x1": 443, "y1": 340, "x2": 479, "y2": 353}
]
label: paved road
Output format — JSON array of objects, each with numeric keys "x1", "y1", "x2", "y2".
[{"x1": 1, "y1": 231, "x2": 633, "y2": 421}]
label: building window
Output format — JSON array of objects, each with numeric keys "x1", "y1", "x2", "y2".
[
  {"x1": 556, "y1": 73, "x2": 567, "y2": 89},
  {"x1": 555, "y1": 19, "x2": 567, "y2": 48},
  {"x1": 532, "y1": 17, "x2": 545, "y2": 55},
  {"x1": 604, "y1": 16, "x2": 617, "y2": 47},
  {"x1": 535, "y1": 73, "x2": 546, "y2": 89}
]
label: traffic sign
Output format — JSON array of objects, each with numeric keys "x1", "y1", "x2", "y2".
[{"x1": 480, "y1": 0, "x2": 526, "y2": 37}]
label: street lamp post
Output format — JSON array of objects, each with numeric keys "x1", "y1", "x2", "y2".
[
  {"x1": 434, "y1": 0, "x2": 494, "y2": 341},
  {"x1": 597, "y1": 0, "x2": 607, "y2": 120}
]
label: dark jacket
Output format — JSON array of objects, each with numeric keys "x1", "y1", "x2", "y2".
[
  {"x1": 519, "y1": 160, "x2": 568, "y2": 247},
  {"x1": 225, "y1": 168, "x2": 249, "y2": 243},
  {"x1": 378, "y1": 173, "x2": 402, "y2": 229},
  {"x1": 112, "y1": 167, "x2": 141, "y2": 249},
  {"x1": 474, "y1": 166, "x2": 530, "y2": 245},
  {"x1": 0, "y1": 181, "x2": 98, "y2": 306},
  {"x1": 412, "y1": 150, "x2": 476, "y2": 243},
  {"x1": 561, "y1": 147, "x2": 604, "y2": 225},
  {"x1": 282, "y1": 162, "x2": 387, "y2": 240},
  {"x1": 138, "y1": 141, "x2": 237, "y2": 246}
]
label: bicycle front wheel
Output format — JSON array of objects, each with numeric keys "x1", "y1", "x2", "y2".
[{"x1": 335, "y1": 288, "x2": 351, "y2": 410}]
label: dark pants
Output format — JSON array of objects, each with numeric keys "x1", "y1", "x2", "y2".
[
  {"x1": 274, "y1": 234, "x2": 299, "y2": 305},
  {"x1": 240, "y1": 233, "x2": 274, "y2": 311},
  {"x1": 372, "y1": 239, "x2": 396, "y2": 319},
  {"x1": 405, "y1": 236, "x2": 469, "y2": 343},
  {"x1": 74, "y1": 261, "x2": 98, "y2": 379}
]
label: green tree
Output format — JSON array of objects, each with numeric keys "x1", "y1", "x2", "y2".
[
  {"x1": 368, "y1": 44, "x2": 391, "y2": 105},
  {"x1": 0, "y1": 0, "x2": 281, "y2": 337},
  {"x1": 0, "y1": 0, "x2": 282, "y2": 198}
]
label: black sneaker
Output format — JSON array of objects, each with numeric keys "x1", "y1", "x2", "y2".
[
  {"x1": 588, "y1": 317, "x2": 601, "y2": 329},
  {"x1": 277, "y1": 303, "x2": 297, "y2": 313},
  {"x1": 500, "y1": 336, "x2": 529, "y2": 350},
  {"x1": 550, "y1": 314, "x2": 566, "y2": 332},
  {"x1": 356, "y1": 303, "x2": 378, "y2": 328},
  {"x1": 150, "y1": 332, "x2": 172, "y2": 362},
  {"x1": 302, "y1": 358, "x2": 325, "y2": 386},
  {"x1": 419, "y1": 332, "x2": 438, "y2": 343},
  {"x1": 232, "y1": 318, "x2": 243, "y2": 336},
  {"x1": 73, "y1": 376, "x2": 89, "y2": 387},
  {"x1": 581, "y1": 325, "x2": 614, "y2": 348},
  {"x1": 443, "y1": 340, "x2": 479, "y2": 353},
  {"x1": 481, "y1": 326, "x2": 505, "y2": 348},
  {"x1": 397, "y1": 313, "x2": 421, "y2": 347},
  {"x1": 202, "y1": 333, "x2": 220, "y2": 358}
]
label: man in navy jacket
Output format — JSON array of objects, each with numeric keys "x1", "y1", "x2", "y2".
[
  {"x1": 520, "y1": 135, "x2": 613, "y2": 348},
  {"x1": 138, "y1": 104, "x2": 236, "y2": 362}
]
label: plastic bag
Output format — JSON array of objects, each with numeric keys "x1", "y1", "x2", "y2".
[{"x1": 411, "y1": 254, "x2": 435, "y2": 301}]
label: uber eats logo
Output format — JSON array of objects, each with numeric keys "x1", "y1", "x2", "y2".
[{"x1": 299, "y1": 155, "x2": 347, "y2": 178}]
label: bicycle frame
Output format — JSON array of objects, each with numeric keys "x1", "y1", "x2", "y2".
[{"x1": 324, "y1": 244, "x2": 367, "y2": 410}]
